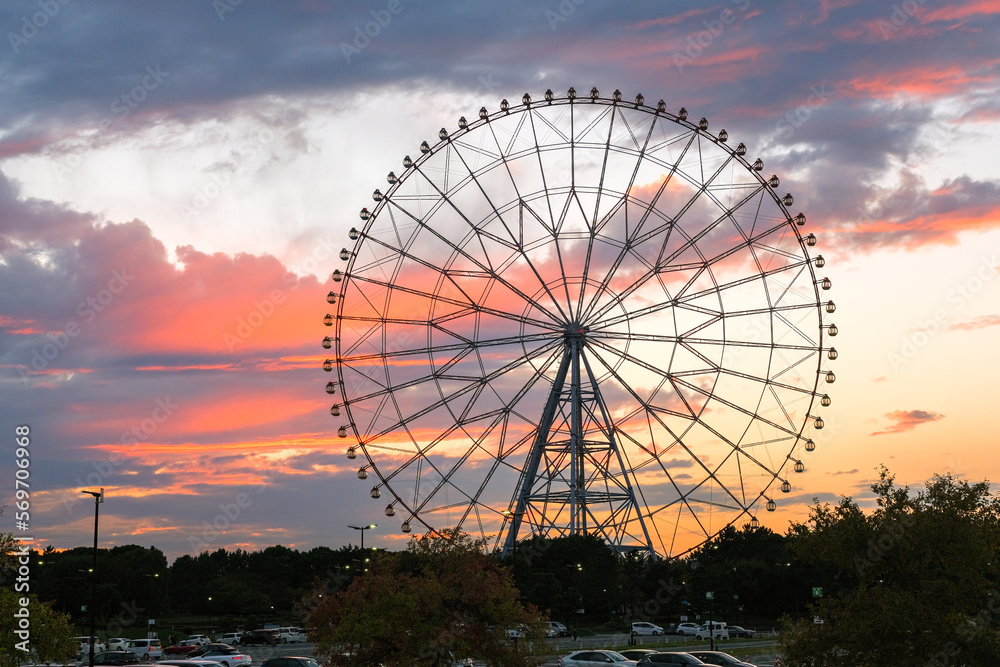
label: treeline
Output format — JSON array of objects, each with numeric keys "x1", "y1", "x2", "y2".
[
  {"x1": 27, "y1": 543, "x2": 377, "y2": 633},
  {"x1": 12, "y1": 467, "x2": 1000, "y2": 665},
  {"x1": 28, "y1": 527, "x2": 811, "y2": 635}
]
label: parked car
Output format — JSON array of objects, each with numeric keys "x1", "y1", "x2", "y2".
[
  {"x1": 631, "y1": 621, "x2": 664, "y2": 636},
  {"x1": 278, "y1": 627, "x2": 307, "y2": 643},
  {"x1": 218, "y1": 633, "x2": 242, "y2": 646},
  {"x1": 722, "y1": 625, "x2": 754, "y2": 639},
  {"x1": 107, "y1": 638, "x2": 130, "y2": 651},
  {"x1": 260, "y1": 658, "x2": 321, "y2": 667},
  {"x1": 674, "y1": 623, "x2": 699, "y2": 636},
  {"x1": 688, "y1": 651, "x2": 755, "y2": 667},
  {"x1": 180, "y1": 635, "x2": 211, "y2": 647},
  {"x1": 619, "y1": 649, "x2": 658, "y2": 661},
  {"x1": 193, "y1": 647, "x2": 252, "y2": 667},
  {"x1": 91, "y1": 651, "x2": 141, "y2": 666},
  {"x1": 694, "y1": 622, "x2": 728, "y2": 641},
  {"x1": 238, "y1": 629, "x2": 280, "y2": 646},
  {"x1": 77, "y1": 637, "x2": 108, "y2": 654},
  {"x1": 560, "y1": 650, "x2": 637, "y2": 666},
  {"x1": 636, "y1": 653, "x2": 707, "y2": 665},
  {"x1": 158, "y1": 660, "x2": 228, "y2": 667},
  {"x1": 164, "y1": 644, "x2": 201, "y2": 656},
  {"x1": 124, "y1": 639, "x2": 163, "y2": 661},
  {"x1": 547, "y1": 621, "x2": 569, "y2": 637},
  {"x1": 190, "y1": 644, "x2": 237, "y2": 656}
]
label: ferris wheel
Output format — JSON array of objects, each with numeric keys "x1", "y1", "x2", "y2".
[{"x1": 322, "y1": 88, "x2": 837, "y2": 559}]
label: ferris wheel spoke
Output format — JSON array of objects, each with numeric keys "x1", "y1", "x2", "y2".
[
  {"x1": 445, "y1": 142, "x2": 577, "y2": 324},
  {"x1": 378, "y1": 351, "x2": 563, "y2": 512},
  {"x1": 584, "y1": 181, "x2": 767, "y2": 326},
  {"x1": 670, "y1": 374, "x2": 803, "y2": 441},
  {"x1": 765, "y1": 349, "x2": 823, "y2": 390},
  {"x1": 591, "y1": 256, "x2": 813, "y2": 333},
  {"x1": 377, "y1": 196, "x2": 567, "y2": 325},
  {"x1": 595, "y1": 330, "x2": 823, "y2": 356},
  {"x1": 578, "y1": 132, "x2": 697, "y2": 324},
  {"x1": 450, "y1": 123, "x2": 578, "y2": 323},
  {"x1": 773, "y1": 307, "x2": 821, "y2": 348},
  {"x1": 582, "y1": 342, "x2": 698, "y2": 427},
  {"x1": 360, "y1": 337, "x2": 563, "y2": 446},
  {"x1": 343, "y1": 330, "x2": 556, "y2": 367}
]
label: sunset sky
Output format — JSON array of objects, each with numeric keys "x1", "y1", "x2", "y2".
[{"x1": 1, "y1": 0, "x2": 998, "y2": 562}]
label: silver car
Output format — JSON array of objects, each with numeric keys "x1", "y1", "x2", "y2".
[{"x1": 561, "y1": 650, "x2": 637, "y2": 667}]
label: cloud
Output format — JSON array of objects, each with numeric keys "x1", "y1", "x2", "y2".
[
  {"x1": 869, "y1": 410, "x2": 946, "y2": 436},
  {"x1": 949, "y1": 314, "x2": 1000, "y2": 331},
  {"x1": 825, "y1": 172, "x2": 1000, "y2": 251}
]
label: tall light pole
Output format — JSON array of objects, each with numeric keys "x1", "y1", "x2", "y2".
[
  {"x1": 349, "y1": 524, "x2": 376, "y2": 551},
  {"x1": 81, "y1": 488, "x2": 104, "y2": 667}
]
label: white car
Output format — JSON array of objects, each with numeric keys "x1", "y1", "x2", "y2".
[
  {"x1": 694, "y1": 621, "x2": 729, "y2": 641},
  {"x1": 197, "y1": 647, "x2": 253, "y2": 667},
  {"x1": 561, "y1": 650, "x2": 636, "y2": 666},
  {"x1": 277, "y1": 627, "x2": 307, "y2": 643},
  {"x1": 180, "y1": 635, "x2": 211, "y2": 647},
  {"x1": 76, "y1": 637, "x2": 107, "y2": 655},
  {"x1": 631, "y1": 621, "x2": 664, "y2": 636},
  {"x1": 218, "y1": 633, "x2": 242, "y2": 646},
  {"x1": 547, "y1": 621, "x2": 569, "y2": 637},
  {"x1": 107, "y1": 638, "x2": 130, "y2": 651},
  {"x1": 675, "y1": 622, "x2": 699, "y2": 636}
]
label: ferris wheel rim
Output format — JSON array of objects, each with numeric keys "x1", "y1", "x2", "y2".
[{"x1": 327, "y1": 88, "x2": 834, "y2": 557}]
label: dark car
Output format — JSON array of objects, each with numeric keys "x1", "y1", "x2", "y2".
[
  {"x1": 239, "y1": 629, "x2": 281, "y2": 646},
  {"x1": 722, "y1": 625, "x2": 754, "y2": 639},
  {"x1": 190, "y1": 644, "x2": 238, "y2": 656},
  {"x1": 260, "y1": 658, "x2": 321, "y2": 667},
  {"x1": 637, "y1": 653, "x2": 706, "y2": 666},
  {"x1": 92, "y1": 651, "x2": 141, "y2": 666}
]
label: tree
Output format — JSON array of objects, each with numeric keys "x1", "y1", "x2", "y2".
[
  {"x1": 1, "y1": 506, "x2": 76, "y2": 665},
  {"x1": 306, "y1": 530, "x2": 545, "y2": 667},
  {"x1": 779, "y1": 468, "x2": 1000, "y2": 666}
]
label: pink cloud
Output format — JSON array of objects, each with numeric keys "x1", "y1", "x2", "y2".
[
  {"x1": 870, "y1": 410, "x2": 945, "y2": 436},
  {"x1": 949, "y1": 314, "x2": 1000, "y2": 331}
]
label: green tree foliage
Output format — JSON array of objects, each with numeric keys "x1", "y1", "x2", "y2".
[
  {"x1": 1, "y1": 507, "x2": 76, "y2": 665},
  {"x1": 0, "y1": 588, "x2": 78, "y2": 666},
  {"x1": 306, "y1": 530, "x2": 545, "y2": 667},
  {"x1": 779, "y1": 468, "x2": 1000, "y2": 666}
]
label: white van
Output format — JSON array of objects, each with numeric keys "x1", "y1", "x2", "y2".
[
  {"x1": 695, "y1": 621, "x2": 729, "y2": 640},
  {"x1": 125, "y1": 638, "x2": 163, "y2": 661},
  {"x1": 278, "y1": 627, "x2": 307, "y2": 643}
]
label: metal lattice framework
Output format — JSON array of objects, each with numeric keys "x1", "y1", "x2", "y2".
[{"x1": 322, "y1": 87, "x2": 838, "y2": 559}]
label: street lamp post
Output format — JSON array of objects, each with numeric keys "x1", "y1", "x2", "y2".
[
  {"x1": 81, "y1": 488, "x2": 104, "y2": 667},
  {"x1": 349, "y1": 523, "x2": 377, "y2": 551}
]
